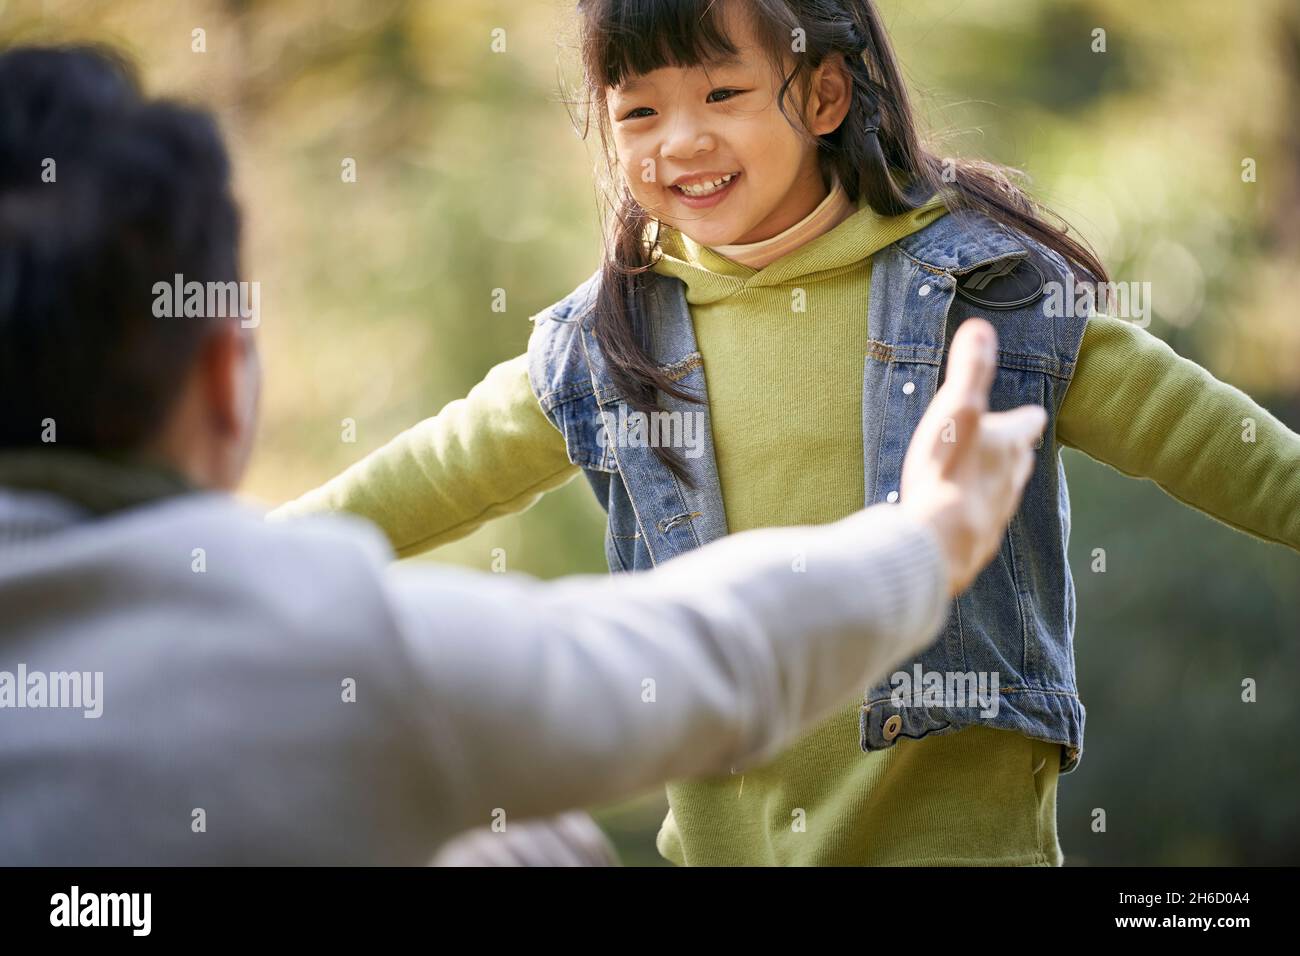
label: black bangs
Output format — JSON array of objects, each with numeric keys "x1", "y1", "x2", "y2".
[{"x1": 582, "y1": 0, "x2": 749, "y2": 89}]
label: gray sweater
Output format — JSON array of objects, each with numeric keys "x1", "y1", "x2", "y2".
[{"x1": 0, "y1": 486, "x2": 945, "y2": 864}]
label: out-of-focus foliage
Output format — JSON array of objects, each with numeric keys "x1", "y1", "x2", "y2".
[{"x1": 3, "y1": 0, "x2": 1296, "y2": 865}]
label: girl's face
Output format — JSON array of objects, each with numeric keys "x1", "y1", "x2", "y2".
[{"x1": 606, "y1": 6, "x2": 851, "y2": 248}]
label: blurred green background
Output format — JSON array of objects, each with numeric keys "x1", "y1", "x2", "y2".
[{"x1": 4, "y1": 0, "x2": 1296, "y2": 865}]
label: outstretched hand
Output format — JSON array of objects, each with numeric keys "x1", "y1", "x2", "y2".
[{"x1": 899, "y1": 318, "x2": 1048, "y2": 597}]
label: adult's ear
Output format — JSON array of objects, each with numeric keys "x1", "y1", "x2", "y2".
[
  {"x1": 201, "y1": 320, "x2": 246, "y2": 436},
  {"x1": 199, "y1": 319, "x2": 260, "y2": 484}
]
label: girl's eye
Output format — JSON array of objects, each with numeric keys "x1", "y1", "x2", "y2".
[
  {"x1": 619, "y1": 88, "x2": 745, "y2": 119},
  {"x1": 707, "y1": 88, "x2": 746, "y2": 103}
]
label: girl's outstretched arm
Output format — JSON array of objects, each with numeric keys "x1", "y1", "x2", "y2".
[
  {"x1": 269, "y1": 355, "x2": 578, "y2": 557},
  {"x1": 1057, "y1": 316, "x2": 1300, "y2": 549}
]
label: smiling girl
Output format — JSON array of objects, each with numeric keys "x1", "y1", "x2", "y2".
[{"x1": 275, "y1": 0, "x2": 1300, "y2": 865}]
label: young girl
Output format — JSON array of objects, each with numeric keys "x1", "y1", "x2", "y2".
[{"x1": 274, "y1": 0, "x2": 1300, "y2": 865}]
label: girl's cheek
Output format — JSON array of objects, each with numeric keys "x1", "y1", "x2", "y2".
[
  {"x1": 617, "y1": 158, "x2": 643, "y2": 196},
  {"x1": 628, "y1": 177, "x2": 662, "y2": 213},
  {"x1": 612, "y1": 140, "x2": 650, "y2": 185},
  {"x1": 623, "y1": 156, "x2": 660, "y2": 196}
]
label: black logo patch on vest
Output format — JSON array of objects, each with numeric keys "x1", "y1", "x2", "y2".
[{"x1": 954, "y1": 257, "x2": 1045, "y2": 310}]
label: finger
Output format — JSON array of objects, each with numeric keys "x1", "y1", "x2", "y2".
[
  {"x1": 982, "y1": 404, "x2": 1048, "y2": 449},
  {"x1": 940, "y1": 318, "x2": 997, "y2": 416},
  {"x1": 988, "y1": 421, "x2": 1039, "y2": 502},
  {"x1": 1010, "y1": 441, "x2": 1036, "y2": 495}
]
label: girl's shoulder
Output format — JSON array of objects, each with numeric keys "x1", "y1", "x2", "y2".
[
  {"x1": 899, "y1": 207, "x2": 1074, "y2": 283},
  {"x1": 525, "y1": 268, "x2": 605, "y2": 412}
]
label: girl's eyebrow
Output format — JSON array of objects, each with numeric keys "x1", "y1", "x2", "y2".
[{"x1": 617, "y1": 54, "x2": 747, "y2": 95}]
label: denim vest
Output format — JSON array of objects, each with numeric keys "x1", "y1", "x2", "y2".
[{"x1": 526, "y1": 211, "x2": 1090, "y2": 772}]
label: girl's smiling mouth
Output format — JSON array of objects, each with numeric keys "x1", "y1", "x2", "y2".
[{"x1": 671, "y1": 171, "x2": 740, "y2": 208}]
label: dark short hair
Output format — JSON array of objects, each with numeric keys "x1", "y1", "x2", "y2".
[{"x1": 0, "y1": 45, "x2": 241, "y2": 451}]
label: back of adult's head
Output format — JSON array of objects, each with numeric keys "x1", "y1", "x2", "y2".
[{"x1": 0, "y1": 45, "x2": 241, "y2": 452}]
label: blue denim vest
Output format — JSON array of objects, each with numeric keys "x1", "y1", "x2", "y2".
[{"x1": 526, "y1": 211, "x2": 1090, "y2": 772}]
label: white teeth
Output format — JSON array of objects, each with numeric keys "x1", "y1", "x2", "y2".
[{"x1": 678, "y1": 173, "x2": 737, "y2": 197}]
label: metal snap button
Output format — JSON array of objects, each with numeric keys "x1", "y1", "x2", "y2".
[
  {"x1": 886, "y1": 490, "x2": 899, "y2": 503},
  {"x1": 883, "y1": 715, "x2": 903, "y2": 740},
  {"x1": 902, "y1": 380, "x2": 915, "y2": 395},
  {"x1": 918, "y1": 284, "x2": 931, "y2": 297}
]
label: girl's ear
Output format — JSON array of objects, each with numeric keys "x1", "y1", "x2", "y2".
[{"x1": 806, "y1": 53, "x2": 853, "y2": 137}]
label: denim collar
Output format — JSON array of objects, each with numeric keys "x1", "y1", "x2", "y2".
[{"x1": 892, "y1": 209, "x2": 1030, "y2": 274}]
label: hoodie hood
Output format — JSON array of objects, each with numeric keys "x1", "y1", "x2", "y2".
[{"x1": 651, "y1": 189, "x2": 950, "y2": 306}]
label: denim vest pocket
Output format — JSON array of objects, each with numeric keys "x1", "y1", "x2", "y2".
[{"x1": 550, "y1": 392, "x2": 619, "y2": 475}]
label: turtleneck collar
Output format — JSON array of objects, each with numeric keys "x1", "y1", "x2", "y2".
[{"x1": 710, "y1": 176, "x2": 856, "y2": 269}]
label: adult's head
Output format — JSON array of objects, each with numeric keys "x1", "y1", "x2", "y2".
[{"x1": 0, "y1": 45, "x2": 259, "y2": 490}]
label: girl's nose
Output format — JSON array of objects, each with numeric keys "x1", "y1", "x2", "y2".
[{"x1": 661, "y1": 122, "x2": 716, "y2": 161}]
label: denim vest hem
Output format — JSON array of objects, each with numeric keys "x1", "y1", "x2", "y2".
[{"x1": 861, "y1": 686, "x2": 1085, "y2": 772}]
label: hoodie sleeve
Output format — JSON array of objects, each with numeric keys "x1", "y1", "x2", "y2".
[
  {"x1": 268, "y1": 354, "x2": 578, "y2": 558},
  {"x1": 1057, "y1": 315, "x2": 1300, "y2": 550}
]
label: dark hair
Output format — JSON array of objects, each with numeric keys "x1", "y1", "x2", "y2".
[
  {"x1": 0, "y1": 45, "x2": 241, "y2": 451},
  {"x1": 574, "y1": 0, "x2": 1110, "y2": 480}
]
